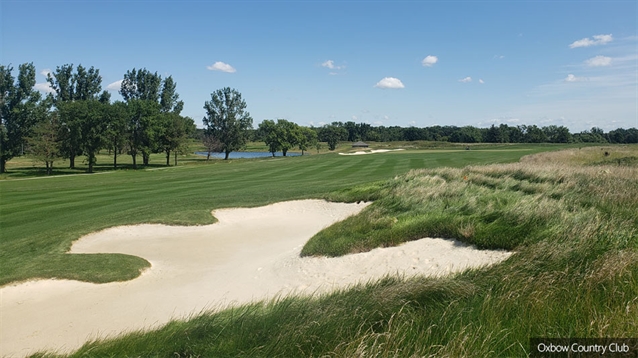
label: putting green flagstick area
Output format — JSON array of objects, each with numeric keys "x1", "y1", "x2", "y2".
[{"x1": 3, "y1": 144, "x2": 637, "y2": 357}]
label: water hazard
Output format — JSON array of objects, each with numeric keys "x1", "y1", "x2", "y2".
[{"x1": 195, "y1": 151, "x2": 302, "y2": 159}]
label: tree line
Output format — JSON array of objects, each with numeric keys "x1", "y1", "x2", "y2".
[
  {"x1": 0, "y1": 63, "x2": 195, "y2": 174},
  {"x1": 302, "y1": 122, "x2": 638, "y2": 145},
  {"x1": 2, "y1": 62, "x2": 637, "y2": 175}
]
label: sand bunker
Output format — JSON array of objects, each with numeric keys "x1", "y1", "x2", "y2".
[
  {"x1": 0, "y1": 200, "x2": 510, "y2": 357},
  {"x1": 339, "y1": 149, "x2": 405, "y2": 155}
]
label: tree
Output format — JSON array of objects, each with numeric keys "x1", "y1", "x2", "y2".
[
  {"x1": 125, "y1": 99, "x2": 160, "y2": 168},
  {"x1": 78, "y1": 100, "x2": 107, "y2": 173},
  {"x1": 485, "y1": 124, "x2": 503, "y2": 143},
  {"x1": 58, "y1": 100, "x2": 107, "y2": 173},
  {"x1": 47, "y1": 63, "x2": 104, "y2": 168},
  {"x1": 104, "y1": 101, "x2": 128, "y2": 169},
  {"x1": 202, "y1": 87, "x2": 253, "y2": 160},
  {"x1": 275, "y1": 119, "x2": 301, "y2": 156},
  {"x1": 298, "y1": 126, "x2": 318, "y2": 155},
  {"x1": 520, "y1": 125, "x2": 547, "y2": 143},
  {"x1": 159, "y1": 76, "x2": 184, "y2": 114},
  {"x1": 202, "y1": 132, "x2": 223, "y2": 160},
  {"x1": 158, "y1": 112, "x2": 195, "y2": 166},
  {"x1": 344, "y1": 121, "x2": 358, "y2": 141},
  {"x1": 27, "y1": 112, "x2": 61, "y2": 175},
  {"x1": 119, "y1": 68, "x2": 162, "y2": 102},
  {"x1": 259, "y1": 119, "x2": 280, "y2": 156},
  {"x1": 0, "y1": 63, "x2": 42, "y2": 173},
  {"x1": 120, "y1": 69, "x2": 184, "y2": 166},
  {"x1": 450, "y1": 126, "x2": 483, "y2": 143},
  {"x1": 320, "y1": 124, "x2": 347, "y2": 150},
  {"x1": 543, "y1": 125, "x2": 572, "y2": 143}
]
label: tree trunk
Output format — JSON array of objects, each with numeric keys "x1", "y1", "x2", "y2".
[
  {"x1": 301, "y1": 149, "x2": 305, "y2": 155},
  {"x1": 132, "y1": 153, "x2": 137, "y2": 169},
  {"x1": 0, "y1": 159, "x2": 6, "y2": 174},
  {"x1": 174, "y1": 151, "x2": 178, "y2": 166},
  {"x1": 224, "y1": 151, "x2": 230, "y2": 160},
  {"x1": 69, "y1": 153, "x2": 75, "y2": 169},
  {"x1": 166, "y1": 150, "x2": 170, "y2": 166},
  {"x1": 283, "y1": 149, "x2": 288, "y2": 157},
  {"x1": 143, "y1": 152, "x2": 149, "y2": 166},
  {"x1": 87, "y1": 153, "x2": 94, "y2": 173},
  {"x1": 207, "y1": 151, "x2": 211, "y2": 161},
  {"x1": 113, "y1": 140, "x2": 118, "y2": 169}
]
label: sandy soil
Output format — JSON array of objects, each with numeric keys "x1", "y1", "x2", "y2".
[
  {"x1": 0, "y1": 200, "x2": 511, "y2": 357},
  {"x1": 339, "y1": 149, "x2": 405, "y2": 155}
]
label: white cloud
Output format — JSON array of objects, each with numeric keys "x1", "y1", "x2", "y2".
[
  {"x1": 493, "y1": 55, "x2": 504, "y2": 59},
  {"x1": 565, "y1": 74, "x2": 586, "y2": 82},
  {"x1": 322, "y1": 60, "x2": 335, "y2": 69},
  {"x1": 585, "y1": 55, "x2": 612, "y2": 67},
  {"x1": 569, "y1": 34, "x2": 613, "y2": 48},
  {"x1": 374, "y1": 77, "x2": 405, "y2": 89},
  {"x1": 34, "y1": 82, "x2": 54, "y2": 93},
  {"x1": 479, "y1": 79, "x2": 485, "y2": 84},
  {"x1": 40, "y1": 69, "x2": 51, "y2": 77},
  {"x1": 421, "y1": 55, "x2": 438, "y2": 67},
  {"x1": 106, "y1": 79, "x2": 123, "y2": 91},
  {"x1": 322, "y1": 60, "x2": 344, "y2": 70},
  {"x1": 459, "y1": 77, "x2": 472, "y2": 83},
  {"x1": 207, "y1": 62, "x2": 236, "y2": 73},
  {"x1": 351, "y1": 115, "x2": 358, "y2": 121}
]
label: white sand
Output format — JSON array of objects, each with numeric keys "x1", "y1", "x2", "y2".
[
  {"x1": 0, "y1": 200, "x2": 511, "y2": 357},
  {"x1": 339, "y1": 149, "x2": 405, "y2": 155}
]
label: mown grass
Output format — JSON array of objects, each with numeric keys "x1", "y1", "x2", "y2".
[
  {"x1": 30, "y1": 144, "x2": 638, "y2": 358},
  {"x1": 0, "y1": 143, "x2": 553, "y2": 287}
]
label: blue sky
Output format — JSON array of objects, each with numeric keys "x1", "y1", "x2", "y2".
[{"x1": 2, "y1": 0, "x2": 636, "y2": 131}]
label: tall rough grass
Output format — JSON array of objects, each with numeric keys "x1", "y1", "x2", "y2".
[{"x1": 39, "y1": 145, "x2": 638, "y2": 357}]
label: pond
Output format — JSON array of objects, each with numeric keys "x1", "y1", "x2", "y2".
[{"x1": 195, "y1": 151, "x2": 302, "y2": 159}]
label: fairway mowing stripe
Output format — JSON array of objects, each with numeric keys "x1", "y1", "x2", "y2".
[
  {"x1": 339, "y1": 158, "x2": 378, "y2": 177},
  {"x1": 283, "y1": 161, "x2": 342, "y2": 179},
  {"x1": 393, "y1": 157, "x2": 412, "y2": 174},
  {"x1": 409, "y1": 157, "x2": 427, "y2": 170},
  {"x1": 276, "y1": 157, "x2": 350, "y2": 178},
  {"x1": 328, "y1": 159, "x2": 378, "y2": 179},
  {"x1": 369, "y1": 158, "x2": 396, "y2": 177},
  {"x1": 254, "y1": 158, "x2": 334, "y2": 177},
  {"x1": 0, "y1": 171, "x2": 115, "y2": 181},
  {"x1": 237, "y1": 161, "x2": 313, "y2": 181},
  {"x1": 298, "y1": 158, "x2": 373, "y2": 174}
]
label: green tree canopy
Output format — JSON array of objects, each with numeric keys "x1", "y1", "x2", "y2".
[
  {"x1": 298, "y1": 126, "x2": 318, "y2": 155},
  {"x1": 258, "y1": 119, "x2": 280, "y2": 156},
  {"x1": 0, "y1": 63, "x2": 42, "y2": 173},
  {"x1": 203, "y1": 87, "x2": 253, "y2": 160},
  {"x1": 46, "y1": 64, "x2": 103, "y2": 103},
  {"x1": 320, "y1": 124, "x2": 347, "y2": 151},
  {"x1": 46, "y1": 63, "x2": 105, "y2": 168},
  {"x1": 275, "y1": 119, "x2": 302, "y2": 156}
]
